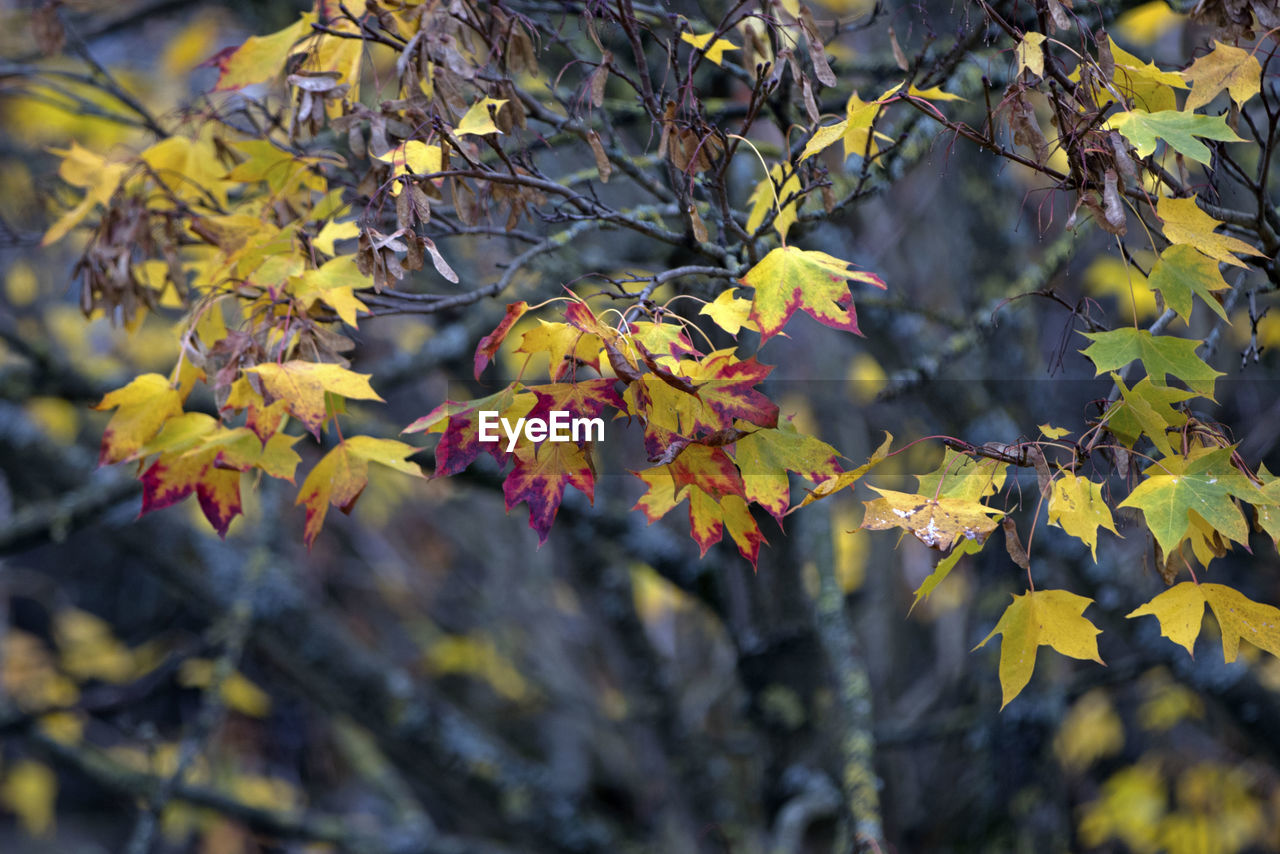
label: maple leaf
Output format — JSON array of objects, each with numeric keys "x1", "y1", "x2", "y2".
[
  {"x1": 504, "y1": 441, "x2": 595, "y2": 545},
  {"x1": 799, "y1": 92, "x2": 890, "y2": 164},
  {"x1": 1047, "y1": 472, "x2": 1120, "y2": 561},
  {"x1": 207, "y1": 14, "x2": 316, "y2": 91},
  {"x1": 474, "y1": 301, "x2": 529, "y2": 380},
  {"x1": 1079, "y1": 329, "x2": 1222, "y2": 398},
  {"x1": 699, "y1": 289, "x2": 758, "y2": 336},
  {"x1": 374, "y1": 141, "x2": 444, "y2": 194},
  {"x1": 740, "y1": 246, "x2": 885, "y2": 341},
  {"x1": 1158, "y1": 196, "x2": 1264, "y2": 268},
  {"x1": 297, "y1": 436, "x2": 424, "y2": 547},
  {"x1": 403, "y1": 386, "x2": 532, "y2": 477},
  {"x1": 1015, "y1": 32, "x2": 1047, "y2": 78},
  {"x1": 907, "y1": 84, "x2": 964, "y2": 101},
  {"x1": 454, "y1": 98, "x2": 508, "y2": 136},
  {"x1": 42, "y1": 144, "x2": 129, "y2": 246},
  {"x1": 1128, "y1": 582, "x2": 1280, "y2": 662},
  {"x1": 1095, "y1": 42, "x2": 1187, "y2": 113},
  {"x1": 744, "y1": 164, "x2": 801, "y2": 241},
  {"x1": 246, "y1": 361, "x2": 384, "y2": 436},
  {"x1": 288, "y1": 255, "x2": 370, "y2": 328},
  {"x1": 1145, "y1": 245, "x2": 1230, "y2": 325},
  {"x1": 915, "y1": 448, "x2": 1009, "y2": 501},
  {"x1": 1118, "y1": 447, "x2": 1270, "y2": 555},
  {"x1": 1108, "y1": 376, "x2": 1191, "y2": 448},
  {"x1": 1107, "y1": 373, "x2": 1193, "y2": 457},
  {"x1": 1182, "y1": 41, "x2": 1262, "y2": 111},
  {"x1": 680, "y1": 31, "x2": 738, "y2": 66},
  {"x1": 912, "y1": 538, "x2": 983, "y2": 612},
  {"x1": 976, "y1": 590, "x2": 1103, "y2": 708},
  {"x1": 795, "y1": 431, "x2": 894, "y2": 509},
  {"x1": 632, "y1": 446, "x2": 765, "y2": 565},
  {"x1": 860, "y1": 486, "x2": 1003, "y2": 551},
  {"x1": 94, "y1": 374, "x2": 185, "y2": 465},
  {"x1": 516, "y1": 320, "x2": 603, "y2": 380},
  {"x1": 733, "y1": 423, "x2": 841, "y2": 520},
  {"x1": 1106, "y1": 109, "x2": 1243, "y2": 165},
  {"x1": 524, "y1": 380, "x2": 624, "y2": 429}
]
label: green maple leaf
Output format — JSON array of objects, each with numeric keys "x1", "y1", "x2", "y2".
[
  {"x1": 1146, "y1": 245, "x2": 1230, "y2": 324},
  {"x1": 1118, "y1": 447, "x2": 1270, "y2": 555},
  {"x1": 1107, "y1": 109, "x2": 1244, "y2": 165},
  {"x1": 1107, "y1": 373, "x2": 1194, "y2": 457},
  {"x1": 1080, "y1": 328, "x2": 1222, "y2": 397},
  {"x1": 740, "y1": 246, "x2": 885, "y2": 340}
]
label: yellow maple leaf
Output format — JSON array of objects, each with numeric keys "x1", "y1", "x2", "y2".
[
  {"x1": 246, "y1": 361, "x2": 383, "y2": 435},
  {"x1": 976, "y1": 589, "x2": 1103, "y2": 708},
  {"x1": 699, "y1": 288, "x2": 758, "y2": 336},
  {"x1": 861, "y1": 486, "x2": 1002, "y2": 551},
  {"x1": 681, "y1": 31, "x2": 739, "y2": 66},
  {"x1": 1183, "y1": 41, "x2": 1261, "y2": 111},
  {"x1": 1047, "y1": 472, "x2": 1120, "y2": 560},
  {"x1": 454, "y1": 98, "x2": 508, "y2": 136},
  {"x1": 94, "y1": 374, "x2": 184, "y2": 465},
  {"x1": 1158, "y1": 196, "x2": 1264, "y2": 268},
  {"x1": 297, "y1": 436, "x2": 424, "y2": 546},
  {"x1": 1016, "y1": 32, "x2": 1047, "y2": 78},
  {"x1": 1128, "y1": 582, "x2": 1280, "y2": 662}
]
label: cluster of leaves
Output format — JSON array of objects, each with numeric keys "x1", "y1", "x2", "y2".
[{"x1": 40, "y1": 0, "x2": 1280, "y2": 707}]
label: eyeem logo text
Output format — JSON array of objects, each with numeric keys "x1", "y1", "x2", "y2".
[{"x1": 478, "y1": 411, "x2": 605, "y2": 452}]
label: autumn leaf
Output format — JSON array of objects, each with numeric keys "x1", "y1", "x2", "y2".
[
  {"x1": 1145, "y1": 244, "x2": 1230, "y2": 324},
  {"x1": 795, "y1": 431, "x2": 893, "y2": 509},
  {"x1": 1079, "y1": 328, "x2": 1222, "y2": 397},
  {"x1": 1108, "y1": 373, "x2": 1192, "y2": 457},
  {"x1": 516, "y1": 320, "x2": 603, "y2": 380},
  {"x1": 94, "y1": 374, "x2": 184, "y2": 465},
  {"x1": 1048, "y1": 472, "x2": 1120, "y2": 560},
  {"x1": 297, "y1": 436, "x2": 424, "y2": 547},
  {"x1": 1118, "y1": 447, "x2": 1270, "y2": 556},
  {"x1": 403, "y1": 385, "x2": 532, "y2": 477},
  {"x1": 474, "y1": 302, "x2": 530, "y2": 379},
  {"x1": 699, "y1": 289, "x2": 758, "y2": 335},
  {"x1": 454, "y1": 98, "x2": 508, "y2": 136},
  {"x1": 744, "y1": 164, "x2": 800, "y2": 241},
  {"x1": 1128, "y1": 582, "x2": 1280, "y2": 662},
  {"x1": 907, "y1": 84, "x2": 964, "y2": 101},
  {"x1": 207, "y1": 14, "x2": 316, "y2": 91},
  {"x1": 733, "y1": 423, "x2": 842, "y2": 520},
  {"x1": 1182, "y1": 41, "x2": 1262, "y2": 111},
  {"x1": 1015, "y1": 32, "x2": 1047, "y2": 78},
  {"x1": 861, "y1": 486, "x2": 1003, "y2": 551},
  {"x1": 524, "y1": 380, "x2": 624, "y2": 431},
  {"x1": 632, "y1": 446, "x2": 765, "y2": 565},
  {"x1": 504, "y1": 441, "x2": 595, "y2": 544},
  {"x1": 976, "y1": 590, "x2": 1103, "y2": 708},
  {"x1": 246, "y1": 361, "x2": 384, "y2": 436},
  {"x1": 1106, "y1": 109, "x2": 1243, "y2": 165},
  {"x1": 1158, "y1": 196, "x2": 1264, "y2": 268},
  {"x1": 740, "y1": 246, "x2": 886, "y2": 340},
  {"x1": 681, "y1": 31, "x2": 739, "y2": 66},
  {"x1": 911, "y1": 537, "x2": 983, "y2": 611}
]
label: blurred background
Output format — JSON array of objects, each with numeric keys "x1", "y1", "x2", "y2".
[{"x1": 3, "y1": 0, "x2": 1280, "y2": 852}]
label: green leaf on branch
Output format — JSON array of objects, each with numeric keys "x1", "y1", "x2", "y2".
[{"x1": 1079, "y1": 329, "x2": 1222, "y2": 397}]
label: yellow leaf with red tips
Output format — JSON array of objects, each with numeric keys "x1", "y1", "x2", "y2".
[
  {"x1": 740, "y1": 246, "x2": 886, "y2": 341},
  {"x1": 94, "y1": 374, "x2": 184, "y2": 465},
  {"x1": 245, "y1": 361, "x2": 383, "y2": 435},
  {"x1": 296, "y1": 436, "x2": 424, "y2": 546},
  {"x1": 208, "y1": 14, "x2": 316, "y2": 91}
]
